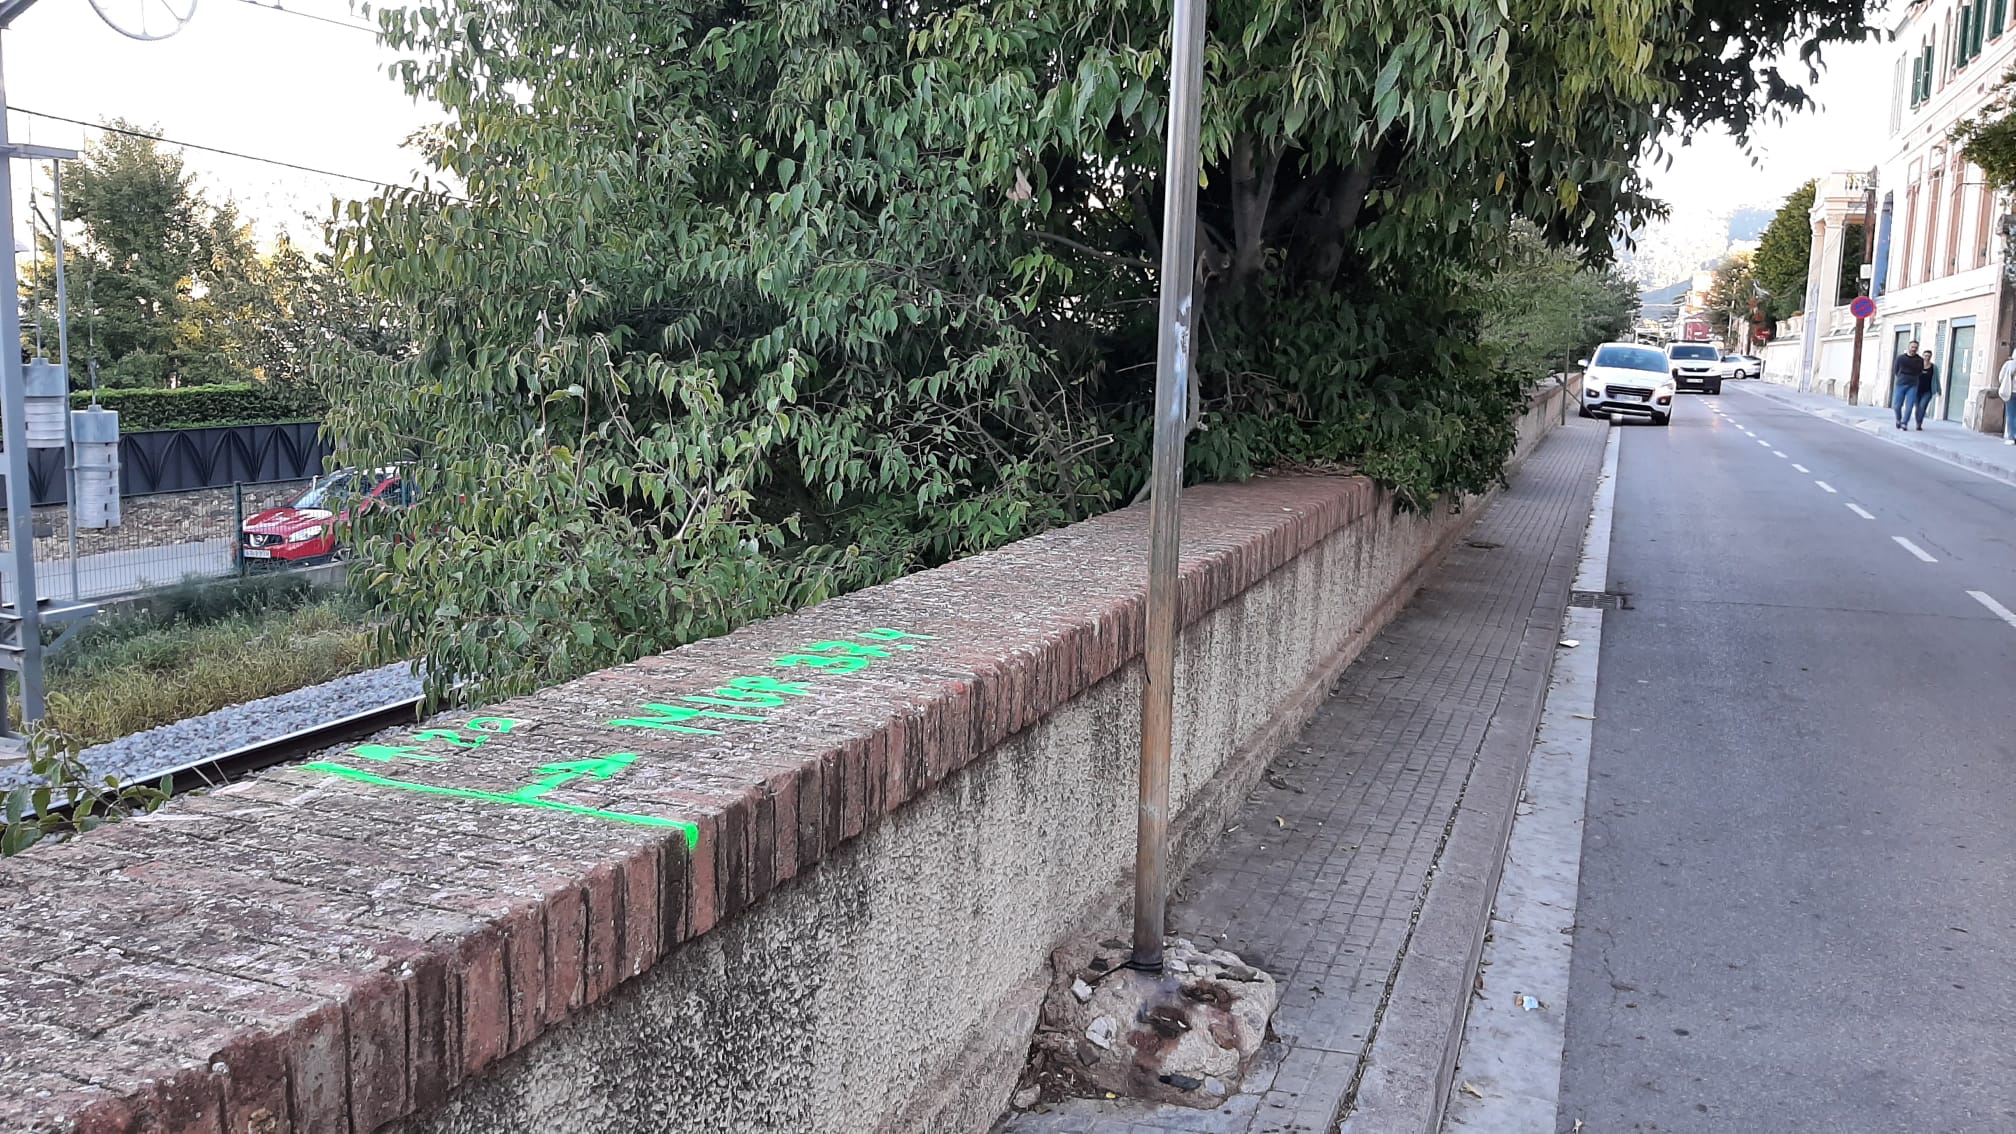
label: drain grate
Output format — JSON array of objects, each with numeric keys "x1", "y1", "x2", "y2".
[{"x1": 1568, "y1": 589, "x2": 1631, "y2": 610}]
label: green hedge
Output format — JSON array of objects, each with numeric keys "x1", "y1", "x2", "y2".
[{"x1": 68, "y1": 384, "x2": 324, "y2": 432}]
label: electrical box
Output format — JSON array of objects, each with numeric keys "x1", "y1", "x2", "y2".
[
  {"x1": 23, "y1": 360, "x2": 69, "y2": 449},
  {"x1": 71, "y1": 406, "x2": 120, "y2": 529}
]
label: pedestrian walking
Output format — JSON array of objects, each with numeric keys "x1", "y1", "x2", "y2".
[
  {"x1": 1913, "y1": 353, "x2": 1940, "y2": 430},
  {"x1": 1999, "y1": 353, "x2": 2016, "y2": 444},
  {"x1": 1894, "y1": 341, "x2": 1925, "y2": 429}
]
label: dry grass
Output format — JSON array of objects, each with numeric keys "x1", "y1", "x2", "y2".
[{"x1": 42, "y1": 582, "x2": 379, "y2": 749}]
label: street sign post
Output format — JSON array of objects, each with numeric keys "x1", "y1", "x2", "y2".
[
  {"x1": 1131, "y1": 0, "x2": 1209, "y2": 974},
  {"x1": 1847, "y1": 173, "x2": 1878, "y2": 405}
]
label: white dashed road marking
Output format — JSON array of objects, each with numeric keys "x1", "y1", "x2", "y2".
[
  {"x1": 1773, "y1": 451, "x2": 1787, "y2": 459},
  {"x1": 1757, "y1": 439, "x2": 1770, "y2": 447},
  {"x1": 1970, "y1": 590, "x2": 2016, "y2": 629},
  {"x1": 1893, "y1": 536, "x2": 1938, "y2": 563},
  {"x1": 1815, "y1": 480, "x2": 1838, "y2": 493},
  {"x1": 1793, "y1": 463, "x2": 1810, "y2": 473},
  {"x1": 1846, "y1": 503, "x2": 1875, "y2": 519}
]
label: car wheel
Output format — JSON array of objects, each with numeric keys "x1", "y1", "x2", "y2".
[
  {"x1": 1710, "y1": 382, "x2": 1724, "y2": 395},
  {"x1": 1578, "y1": 405, "x2": 1593, "y2": 418},
  {"x1": 1654, "y1": 412, "x2": 1672, "y2": 427}
]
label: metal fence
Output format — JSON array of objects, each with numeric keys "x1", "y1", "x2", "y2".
[{"x1": 0, "y1": 479, "x2": 313, "y2": 605}]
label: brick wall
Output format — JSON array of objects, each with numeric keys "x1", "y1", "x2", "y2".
[{"x1": 0, "y1": 385, "x2": 1574, "y2": 1134}]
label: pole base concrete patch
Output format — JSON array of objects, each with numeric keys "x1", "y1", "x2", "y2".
[{"x1": 1012, "y1": 935, "x2": 1279, "y2": 1111}]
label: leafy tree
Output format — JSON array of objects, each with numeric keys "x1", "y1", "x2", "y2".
[
  {"x1": 1834, "y1": 221, "x2": 1867, "y2": 305},
  {"x1": 1477, "y1": 226, "x2": 1638, "y2": 384},
  {"x1": 24, "y1": 126, "x2": 384, "y2": 398},
  {"x1": 1753, "y1": 180, "x2": 1816, "y2": 324},
  {"x1": 1951, "y1": 68, "x2": 2016, "y2": 191},
  {"x1": 331, "y1": 0, "x2": 1879, "y2": 703},
  {"x1": 1704, "y1": 252, "x2": 1760, "y2": 344},
  {"x1": 26, "y1": 125, "x2": 224, "y2": 387}
]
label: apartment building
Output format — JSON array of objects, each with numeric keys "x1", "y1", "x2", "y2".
[{"x1": 1768, "y1": 0, "x2": 2016, "y2": 430}]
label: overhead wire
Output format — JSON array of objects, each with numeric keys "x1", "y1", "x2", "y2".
[
  {"x1": 5, "y1": 108, "x2": 440, "y2": 194},
  {"x1": 225, "y1": 0, "x2": 379, "y2": 34}
]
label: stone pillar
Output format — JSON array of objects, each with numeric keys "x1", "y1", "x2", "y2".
[{"x1": 1798, "y1": 218, "x2": 1828, "y2": 392}]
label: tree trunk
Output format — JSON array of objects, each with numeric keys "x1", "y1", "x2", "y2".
[
  {"x1": 1227, "y1": 135, "x2": 1280, "y2": 302},
  {"x1": 1301, "y1": 165, "x2": 1373, "y2": 285}
]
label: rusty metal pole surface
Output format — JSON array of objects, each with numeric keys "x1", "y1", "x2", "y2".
[
  {"x1": 1848, "y1": 179, "x2": 1877, "y2": 405},
  {"x1": 1132, "y1": 0, "x2": 1209, "y2": 973}
]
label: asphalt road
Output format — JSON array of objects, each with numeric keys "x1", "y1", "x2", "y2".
[{"x1": 1556, "y1": 386, "x2": 2016, "y2": 1132}]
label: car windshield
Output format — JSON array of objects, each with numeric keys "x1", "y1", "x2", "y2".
[
  {"x1": 1592, "y1": 345, "x2": 1668, "y2": 373},
  {"x1": 1669, "y1": 345, "x2": 1719, "y2": 361},
  {"x1": 292, "y1": 472, "x2": 359, "y2": 511}
]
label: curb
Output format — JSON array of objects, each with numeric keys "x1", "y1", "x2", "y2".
[
  {"x1": 1337, "y1": 426, "x2": 1603, "y2": 1134},
  {"x1": 1738, "y1": 383, "x2": 2016, "y2": 490}
]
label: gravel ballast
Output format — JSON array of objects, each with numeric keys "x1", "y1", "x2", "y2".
[{"x1": 0, "y1": 661, "x2": 425, "y2": 790}]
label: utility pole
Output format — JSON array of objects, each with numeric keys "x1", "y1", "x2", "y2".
[
  {"x1": 0, "y1": 16, "x2": 45, "y2": 734},
  {"x1": 0, "y1": 3, "x2": 90, "y2": 740},
  {"x1": 1132, "y1": 0, "x2": 1208, "y2": 973},
  {"x1": 1847, "y1": 168, "x2": 1878, "y2": 406}
]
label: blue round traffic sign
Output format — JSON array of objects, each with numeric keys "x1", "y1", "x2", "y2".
[{"x1": 1850, "y1": 295, "x2": 1876, "y2": 319}]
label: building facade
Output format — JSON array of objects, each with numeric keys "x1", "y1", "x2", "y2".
[{"x1": 1767, "y1": 0, "x2": 2016, "y2": 431}]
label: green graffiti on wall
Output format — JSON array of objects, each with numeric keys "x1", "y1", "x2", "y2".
[{"x1": 302, "y1": 628, "x2": 934, "y2": 840}]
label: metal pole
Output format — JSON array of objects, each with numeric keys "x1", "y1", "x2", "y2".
[
  {"x1": 1132, "y1": 0, "x2": 1208, "y2": 974},
  {"x1": 1560, "y1": 351, "x2": 1569, "y2": 425},
  {"x1": 1847, "y1": 173, "x2": 1878, "y2": 406},
  {"x1": 52, "y1": 158, "x2": 78, "y2": 600},
  {"x1": 235, "y1": 482, "x2": 246, "y2": 578},
  {"x1": 0, "y1": 37, "x2": 49, "y2": 727}
]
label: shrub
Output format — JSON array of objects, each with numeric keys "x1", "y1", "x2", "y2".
[
  {"x1": 69, "y1": 383, "x2": 324, "y2": 432},
  {"x1": 43, "y1": 586, "x2": 379, "y2": 749}
]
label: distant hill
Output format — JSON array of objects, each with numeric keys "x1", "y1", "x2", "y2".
[
  {"x1": 1639, "y1": 279, "x2": 1690, "y2": 307},
  {"x1": 1728, "y1": 207, "x2": 1774, "y2": 244}
]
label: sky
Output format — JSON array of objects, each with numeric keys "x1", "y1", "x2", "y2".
[
  {"x1": 6, "y1": 0, "x2": 439, "y2": 250},
  {"x1": 1639, "y1": 36, "x2": 1897, "y2": 220},
  {"x1": 7, "y1": 4, "x2": 1899, "y2": 257}
]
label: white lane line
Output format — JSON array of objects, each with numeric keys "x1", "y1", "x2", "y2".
[
  {"x1": 1757, "y1": 439, "x2": 1771, "y2": 447},
  {"x1": 1893, "y1": 536, "x2": 1938, "y2": 562},
  {"x1": 1729, "y1": 384, "x2": 2016, "y2": 493},
  {"x1": 1793, "y1": 463, "x2": 1811, "y2": 473},
  {"x1": 1815, "y1": 480, "x2": 1838, "y2": 493},
  {"x1": 1845, "y1": 502, "x2": 1875, "y2": 519},
  {"x1": 1970, "y1": 590, "x2": 2016, "y2": 629},
  {"x1": 1773, "y1": 450, "x2": 1788, "y2": 459}
]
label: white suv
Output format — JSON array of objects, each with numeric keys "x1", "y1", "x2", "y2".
[
  {"x1": 1580, "y1": 342, "x2": 1677, "y2": 426},
  {"x1": 1666, "y1": 342, "x2": 1724, "y2": 394}
]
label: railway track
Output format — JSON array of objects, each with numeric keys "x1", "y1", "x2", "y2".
[{"x1": 150, "y1": 694, "x2": 425, "y2": 795}]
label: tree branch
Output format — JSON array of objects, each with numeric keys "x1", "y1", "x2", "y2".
[{"x1": 1023, "y1": 230, "x2": 1158, "y2": 270}]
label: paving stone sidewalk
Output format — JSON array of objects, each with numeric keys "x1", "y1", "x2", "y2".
[{"x1": 1000, "y1": 416, "x2": 1608, "y2": 1134}]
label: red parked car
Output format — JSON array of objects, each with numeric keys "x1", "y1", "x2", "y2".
[{"x1": 241, "y1": 468, "x2": 407, "y2": 566}]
